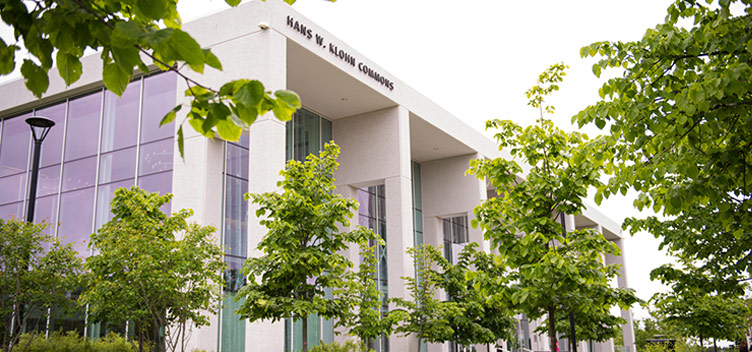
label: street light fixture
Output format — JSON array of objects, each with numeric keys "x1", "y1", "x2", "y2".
[{"x1": 25, "y1": 116, "x2": 55, "y2": 223}]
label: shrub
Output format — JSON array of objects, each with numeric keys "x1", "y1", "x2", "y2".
[
  {"x1": 15, "y1": 331, "x2": 136, "y2": 352},
  {"x1": 310, "y1": 341, "x2": 374, "y2": 352}
]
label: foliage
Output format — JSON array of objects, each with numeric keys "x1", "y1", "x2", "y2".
[
  {"x1": 575, "y1": 0, "x2": 752, "y2": 281},
  {"x1": 0, "y1": 0, "x2": 309, "y2": 157},
  {"x1": 0, "y1": 218, "x2": 83, "y2": 352},
  {"x1": 651, "y1": 262, "x2": 750, "y2": 344},
  {"x1": 237, "y1": 142, "x2": 377, "y2": 352},
  {"x1": 17, "y1": 331, "x2": 136, "y2": 352},
  {"x1": 391, "y1": 245, "x2": 461, "y2": 352},
  {"x1": 468, "y1": 63, "x2": 639, "y2": 350},
  {"x1": 337, "y1": 241, "x2": 397, "y2": 350},
  {"x1": 310, "y1": 341, "x2": 374, "y2": 352},
  {"x1": 632, "y1": 317, "x2": 682, "y2": 351},
  {"x1": 80, "y1": 186, "x2": 225, "y2": 352},
  {"x1": 438, "y1": 242, "x2": 517, "y2": 347}
]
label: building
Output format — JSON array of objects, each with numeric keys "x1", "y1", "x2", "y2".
[{"x1": 0, "y1": 1, "x2": 635, "y2": 351}]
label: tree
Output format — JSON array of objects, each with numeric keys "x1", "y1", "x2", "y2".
[
  {"x1": 337, "y1": 241, "x2": 397, "y2": 352},
  {"x1": 80, "y1": 186, "x2": 226, "y2": 352},
  {"x1": 651, "y1": 262, "x2": 750, "y2": 351},
  {"x1": 468, "y1": 63, "x2": 639, "y2": 351},
  {"x1": 391, "y1": 245, "x2": 461, "y2": 352},
  {"x1": 438, "y1": 242, "x2": 517, "y2": 349},
  {"x1": 0, "y1": 219, "x2": 83, "y2": 352},
  {"x1": 0, "y1": 0, "x2": 310, "y2": 156},
  {"x1": 574, "y1": 0, "x2": 752, "y2": 282},
  {"x1": 237, "y1": 142, "x2": 377, "y2": 352}
]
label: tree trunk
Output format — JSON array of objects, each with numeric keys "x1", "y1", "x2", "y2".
[
  {"x1": 700, "y1": 333, "x2": 704, "y2": 352},
  {"x1": 548, "y1": 307, "x2": 557, "y2": 352},
  {"x1": 302, "y1": 317, "x2": 308, "y2": 352},
  {"x1": 713, "y1": 338, "x2": 717, "y2": 352}
]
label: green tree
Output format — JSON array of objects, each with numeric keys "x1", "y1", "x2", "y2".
[
  {"x1": 237, "y1": 142, "x2": 376, "y2": 352},
  {"x1": 0, "y1": 0, "x2": 310, "y2": 156},
  {"x1": 0, "y1": 219, "x2": 83, "y2": 352},
  {"x1": 575, "y1": 0, "x2": 752, "y2": 282},
  {"x1": 468, "y1": 63, "x2": 639, "y2": 351},
  {"x1": 337, "y1": 241, "x2": 397, "y2": 352},
  {"x1": 651, "y1": 262, "x2": 750, "y2": 351},
  {"x1": 80, "y1": 186, "x2": 225, "y2": 352},
  {"x1": 438, "y1": 242, "x2": 517, "y2": 349},
  {"x1": 391, "y1": 245, "x2": 461, "y2": 352}
]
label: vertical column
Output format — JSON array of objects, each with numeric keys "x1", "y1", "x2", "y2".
[
  {"x1": 245, "y1": 28, "x2": 289, "y2": 352},
  {"x1": 606, "y1": 237, "x2": 635, "y2": 352},
  {"x1": 385, "y1": 106, "x2": 416, "y2": 352}
]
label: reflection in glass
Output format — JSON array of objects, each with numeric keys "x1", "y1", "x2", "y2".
[
  {"x1": 58, "y1": 187, "x2": 95, "y2": 256},
  {"x1": 95, "y1": 179, "x2": 134, "y2": 229},
  {"x1": 225, "y1": 145, "x2": 249, "y2": 179},
  {"x1": 65, "y1": 92, "x2": 102, "y2": 161},
  {"x1": 62, "y1": 156, "x2": 97, "y2": 191},
  {"x1": 138, "y1": 171, "x2": 172, "y2": 214},
  {"x1": 34, "y1": 195, "x2": 58, "y2": 236},
  {"x1": 35, "y1": 103, "x2": 66, "y2": 167},
  {"x1": 0, "y1": 173, "x2": 27, "y2": 204},
  {"x1": 224, "y1": 178, "x2": 248, "y2": 257},
  {"x1": 139, "y1": 139, "x2": 173, "y2": 176},
  {"x1": 141, "y1": 72, "x2": 177, "y2": 143},
  {"x1": 0, "y1": 202, "x2": 23, "y2": 220},
  {"x1": 101, "y1": 81, "x2": 141, "y2": 153},
  {"x1": 37, "y1": 164, "x2": 60, "y2": 197},
  {"x1": 98, "y1": 147, "x2": 136, "y2": 184},
  {"x1": 0, "y1": 113, "x2": 31, "y2": 176}
]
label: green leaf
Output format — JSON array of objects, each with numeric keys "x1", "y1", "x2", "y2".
[
  {"x1": 159, "y1": 29, "x2": 205, "y2": 69},
  {"x1": 177, "y1": 125, "x2": 185, "y2": 159},
  {"x1": 20, "y1": 60, "x2": 49, "y2": 98},
  {"x1": 216, "y1": 119, "x2": 242, "y2": 141},
  {"x1": 112, "y1": 22, "x2": 143, "y2": 48},
  {"x1": 203, "y1": 49, "x2": 222, "y2": 71},
  {"x1": 102, "y1": 62, "x2": 130, "y2": 96},
  {"x1": 161, "y1": 105, "x2": 182, "y2": 126},
  {"x1": 235, "y1": 80, "x2": 264, "y2": 107},
  {"x1": 111, "y1": 46, "x2": 143, "y2": 76},
  {"x1": 592, "y1": 63, "x2": 602, "y2": 78},
  {"x1": 0, "y1": 41, "x2": 18, "y2": 74},
  {"x1": 137, "y1": 0, "x2": 168, "y2": 20},
  {"x1": 271, "y1": 90, "x2": 301, "y2": 121},
  {"x1": 56, "y1": 52, "x2": 82, "y2": 86},
  {"x1": 225, "y1": 0, "x2": 241, "y2": 6}
]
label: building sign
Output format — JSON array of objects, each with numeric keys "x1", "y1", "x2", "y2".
[{"x1": 286, "y1": 15, "x2": 395, "y2": 91}]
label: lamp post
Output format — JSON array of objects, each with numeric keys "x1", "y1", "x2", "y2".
[{"x1": 25, "y1": 116, "x2": 55, "y2": 223}]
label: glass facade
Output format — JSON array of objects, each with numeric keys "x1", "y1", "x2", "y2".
[
  {"x1": 358, "y1": 185, "x2": 389, "y2": 352},
  {"x1": 220, "y1": 134, "x2": 249, "y2": 352},
  {"x1": 442, "y1": 216, "x2": 469, "y2": 264},
  {"x1": 282, "y1": 108, "x2": 334, "y2": 351},
  {"x1": 411, "y1": 162, "x2": 423, "y2": 248},
  {"x1": 0, "y1": 71, "x2": 177, "y2": 336}
]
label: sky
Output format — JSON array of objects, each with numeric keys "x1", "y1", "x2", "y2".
[{"x1": 0, "y1": 0, "x2": 681, "y2": 321}]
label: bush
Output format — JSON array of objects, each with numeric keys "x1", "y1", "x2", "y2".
[
  {"x1": 310, "y1": 340, "x2": 375, "y2": 352},
  {"x1": 16, "y1": 331, "x2": 136, "y2": 352}
]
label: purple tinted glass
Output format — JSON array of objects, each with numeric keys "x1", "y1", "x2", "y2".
[
  {"x1": 65, "y1": 92, "x2": 101, "y2": 161},
  {"x1": 94, "y1": 179, "x2": 134, "y2": 230},
  {"x1": 37, "y1": 164, "x2": 60, "y2": 197},
  {"x1": 138, "y1": 171, "x2": 172, "y2": 214},
  {"x1": 62, "y1": 156, "x2": 96, "y2": 192},
  {"x1": 58, "y1": 187, "x2": 94, "y2": 256},
  {"x1": 0, "y1": 173, "x2": 26, "y2": 204},
  {"x1": 101, "y1": 81, "x2": 141, "y2": 153},
  {"x1": 226, "y1": 144, "x2": 249, "y2": 179},
  {"x1": 34, "y1": 194, "x2": 58, "y2": 236},
  {"x1": 139, "y1": 139, "x2": 173, "y2": 176},
  {"x1": 0, "y1": 201, "x2": 23, "y2": 220},
  {"x1": 99, "y1": 147, "x2": 136, "y2": 184},
  {"x1": 35, "y1": 103, "x2": 66, "y2": 168},
  {"x1": 224, "y1": 177, "x2": 248, "y2": 257},
  {"x1": 0, "y1": 113, "x2": 31, "y2": 176},
  {"x1": 141, "y1": 72, "x2": 177, "y2": 143}
]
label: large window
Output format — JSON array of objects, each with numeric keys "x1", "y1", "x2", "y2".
[
  {"x1": 358, "y1": 185, "x2": 388, "y2": 352},
  {"x1": 0, "y1": 71, "x2": 177, "y2": 337},
  {"x1": 411, "y1": 162, "x2": 423, "y2": 248},
  {"x1": 442, "y1": 216, "x2": 468, "y2": 264},
  {"x1": 283, "y1": 108, "x2": 334, "y2": 351},
  {"x1": 219, "y1": 134, "x2": 249, "y2": 352}
]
